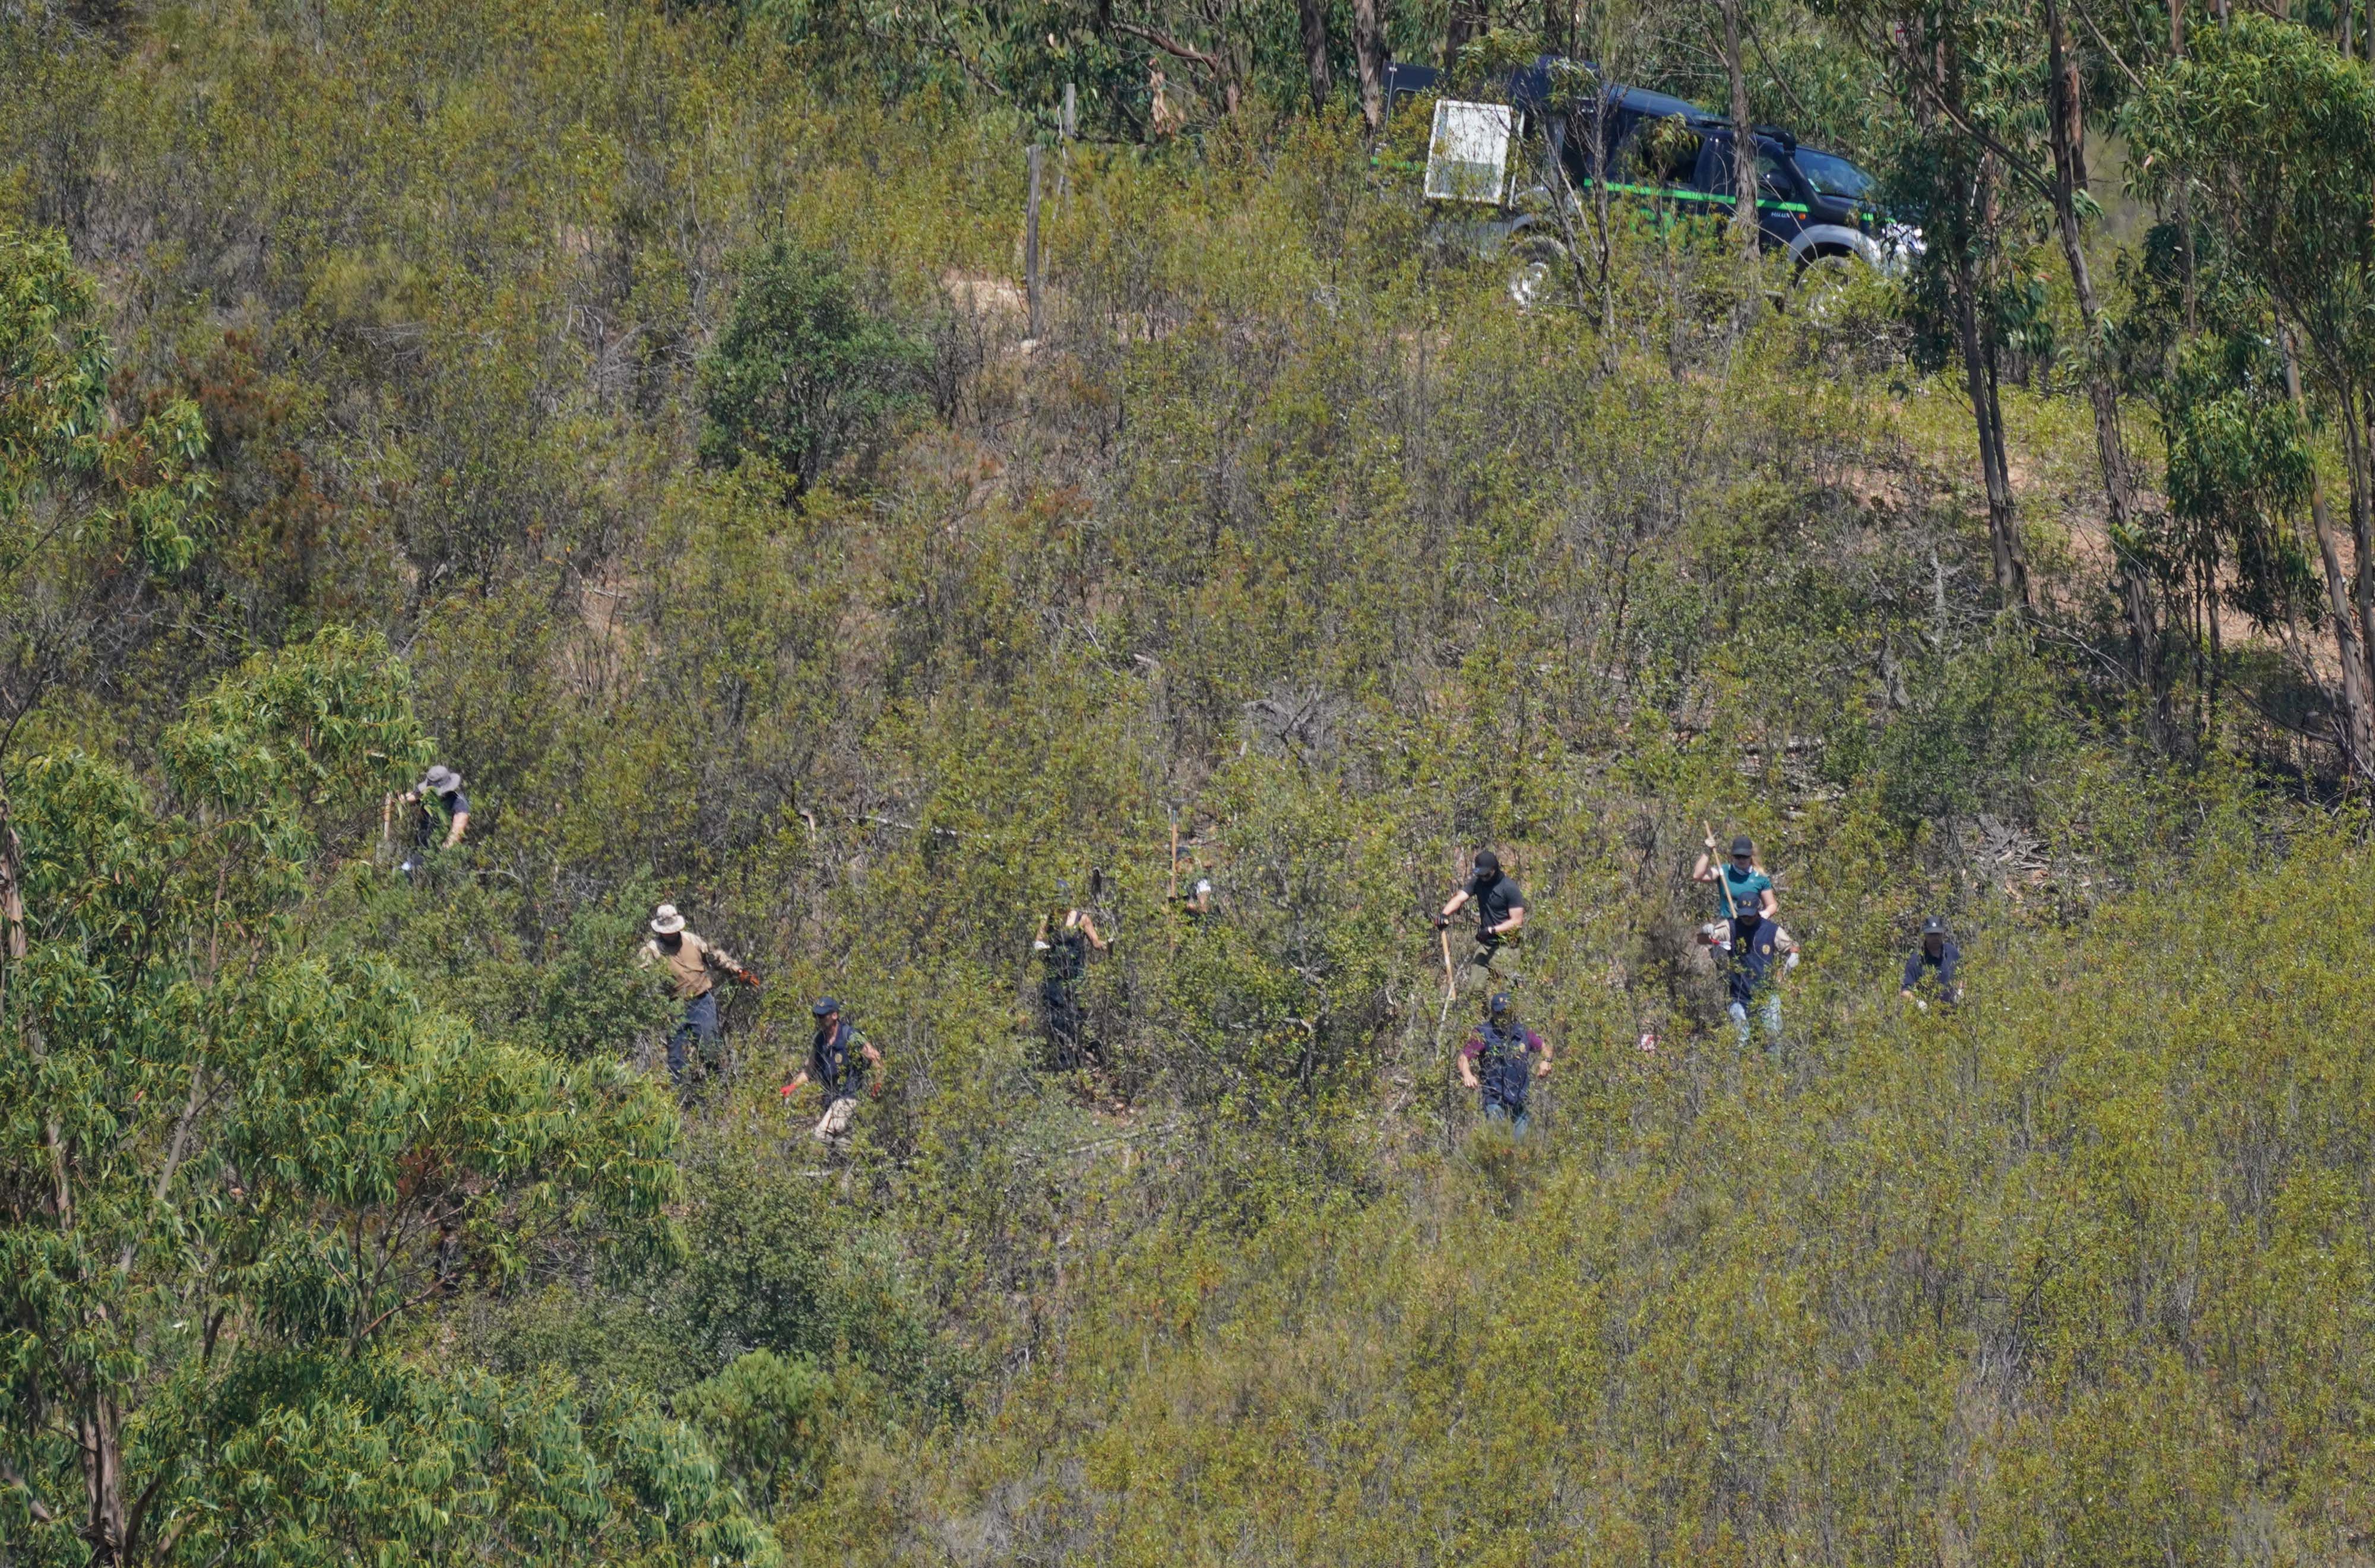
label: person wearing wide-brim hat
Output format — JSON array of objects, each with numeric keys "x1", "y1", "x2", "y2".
[
  {"x1": 780, "y1": 997, "x2": 882, "y2": 1143},
  {"x1": 636, "y1": 902, "x2": 758, "y2": 1089},
  {"x1": 1901, "y1": 915, "x2": 1961, "y2": 1008},
  {"x1": 396, "y1": 765, "x2": 470, "y2": 872}
]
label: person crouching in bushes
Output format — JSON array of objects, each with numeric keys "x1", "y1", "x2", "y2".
[{"x1": 781, "y1": 997, "x2": 881, "y2": 1144}]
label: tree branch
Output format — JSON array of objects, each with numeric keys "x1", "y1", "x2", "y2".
[
  {"x1": 119, "y1": 1065, "x2": 209, "y2": 1274},
  {"x1": 0, "y1": 1455, "x2": 59, "y2": 1523},
  {"x1": 1109, "y1": 18, "x2": 1226, "y2": 74},
  {"x1": 1854, "y1": 18, "x2": 2059, "y2": 201}
]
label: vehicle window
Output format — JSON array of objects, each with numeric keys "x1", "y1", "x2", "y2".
[
  {"x1": 1557, "y1": 112, "x2": 1613, "y2": 185},
  {"x1": 1624, "y1": 115, "x2": 1703, "y2": 188},
  {"x1": 1705, "y1": 140, "x2": 1793, "y2": 198},
  {"x1": 1796, "y1": 148, "x2": 1877, "y2": 201}
]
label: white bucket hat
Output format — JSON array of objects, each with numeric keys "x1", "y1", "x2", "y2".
[{"x1": 649, "y1": 903, "x2": 686, "y2": 935}]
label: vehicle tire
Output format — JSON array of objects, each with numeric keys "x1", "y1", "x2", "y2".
[
  {"x1": 1505, "y1": 233, "x2": 1571, "y2": 312},
  {"x1": 1791, "y1": 250, "x2": 1864, "y2": 323}
]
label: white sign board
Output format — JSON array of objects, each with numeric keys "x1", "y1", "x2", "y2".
[{"x1": 1426, "y1": 100, "x2": 1518, "y2": 205}]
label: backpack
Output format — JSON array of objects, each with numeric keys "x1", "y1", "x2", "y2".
[{"x1": 1475, "y1": 1019, "x2": 1532, "y2": 1108}]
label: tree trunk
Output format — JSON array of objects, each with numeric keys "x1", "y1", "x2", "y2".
[
  {"x1": 2045, "y1": 0, "x2": 2163, "y2": 709},
  {"x1": 1298, "y1": 0, "x2": 1333, "y2": 112},
  {"x1": 1543, "y1": 0, "x2": 1573, "y2": 58},
  {"x1": 1720, "y1": 0, "x2": 1758, "y2": 252},
  {"x1": 1446, "y1": 0, "x2": 1489, "y2": 66},
  {"x1": 2168, "y1": 0, "x2": 2196, "y2": 331},
  {"x1": 2280, "y1": 324, "x2": 2375, "y2": 770},
  {"x1": 1352, "y1": 0, "x2": 1387, "y2": 131},
  {"x1": 81, "y1": 1391, "x2": 128, "y2": 1564},
  {"x1": 2344, "y1": 387, "x2": 2375, "y2": 688},
  {"x1": 0, "y1": 790, "x2": 24, "y2": 995},
  {"x1": 1952, "y1": 243, "x2": 2027, "y2": 607}
]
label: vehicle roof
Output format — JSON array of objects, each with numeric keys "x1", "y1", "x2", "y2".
[
  {"x1": 1607, "y1": 84, "x2": 1714, "y2": 123},
  {"x1": 1387, "y1": 55, "x2": 1814, "y2": 151}
]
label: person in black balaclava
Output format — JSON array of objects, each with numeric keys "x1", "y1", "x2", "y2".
[
  {"x1": 1458, "y1": 991, "x2": 1553, "y2": 1137},
  {"x1": 1033, "y1": 891, "x2": 1110, "y2": 1069},
  {"x1": 1437, "y1": 848, "x2": 1529, "y2": 996}
]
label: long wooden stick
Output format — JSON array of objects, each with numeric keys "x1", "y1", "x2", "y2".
[
  {"x1": 1704, "y1": 819, "x2": 1737, "y2": 920},
  {"x1": 1439, "y1": 925, "x2": 1456, "y2": 995}
]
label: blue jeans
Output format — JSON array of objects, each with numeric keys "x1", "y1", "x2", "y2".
[
  {"x1": 1481, "y1": 1099, "x2": 1532, "y2": 1139},
  {"x1": 667, "y1": 990, "x2": 720, "y2": 1082},
  {"x1": 1731, "y1": 993, "x2": 1782, "y2": 1052}
]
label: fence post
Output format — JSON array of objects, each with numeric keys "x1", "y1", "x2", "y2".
[{"x1": 1025, "y1": 142, "x2": 1045, "y2": 340}]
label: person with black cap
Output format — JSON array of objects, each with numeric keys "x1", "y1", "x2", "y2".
[
  {"x1": 1033, "y1": 892, "x2": 1110, "y2": 1069},
  {"x1": 1437, "y1": 849, "x2": 1528, "y2": 994},
  {"x1": 636, "y1": 902, "x2": 757, "y2": 1087},
  {"x1": 1729, "y1": 920, "x2": 1797, "y2": 1051},
  {"x1": 395, "y1": 765, "x2": 470, "y2": 873},
  {"x1": 1901, "y1": 916, "x2": 1962, "y2": 1008},
  {"x1": 1458, "y1": 992, "x2": 1552, "y2": 1137},
  {"x1": 1692, "y1": 830, "x2": 1778, "y2": 946},
  {"x1": 780, "y1": 997, "x2": 881, "y2": 1142}
]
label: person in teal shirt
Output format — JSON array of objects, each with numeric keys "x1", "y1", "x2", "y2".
[{"x1": 1694, "y1": 831, "x2": 1777, "y2": 943}]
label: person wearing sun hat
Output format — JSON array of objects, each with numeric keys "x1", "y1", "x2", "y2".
[
  {"x1": 395, "y1": 764, "x2": 470, "y2": 873},
  {"x1": 636, "y1": 902, "x2": 756, "y2": 1088}
]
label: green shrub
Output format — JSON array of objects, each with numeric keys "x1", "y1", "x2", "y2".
[
  {"x1": 681, "y1": 1349, "x2": 835, "y2": 1515},
  {"x1": 696, "y1": 239, "x2": 929, "y2": 495}
]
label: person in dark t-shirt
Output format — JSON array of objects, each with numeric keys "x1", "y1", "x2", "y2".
[
  {"x1": 1033, "y1": 898, "x2": 1109, "y2": 1069},
  {"x1": 780, "y1": 997, "x2": 881, "y2": 1143},
  {"x1": 1437, "y1": 848, "x2": 1528, "y2": 994}
]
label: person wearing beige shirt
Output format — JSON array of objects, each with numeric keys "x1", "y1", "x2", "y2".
[{"x1": 637, "y1": 902, "x2": 756, "y2": 1088}]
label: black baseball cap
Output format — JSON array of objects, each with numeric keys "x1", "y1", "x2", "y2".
[
  {"x1": 1731, "y1": 835, "x2": 1755, "y2": 857},
  {"x1": 1921, "y1": 916, "x2": 1948, "y2": 937},
  {"x1": 1487, "y1": 991, "x2": 1513, "y2": 1016},
  {"x1": 810, "y1": 997, "x2": 841, "y2": 1017},
  {"x1": 1473, "y1": 849, "x2": 1500, "y2": 876}
]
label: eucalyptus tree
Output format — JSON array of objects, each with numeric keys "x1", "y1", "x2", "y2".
[
  {"x1": 0, "y1": 230, "x2": 212, "y2": 765},
  {"x1": 0, "y1": 234, "x2": 774, "y2": 1568},
  {"x1": 1818, "y1": 0, "x2": 2041, "y2": 609},
  {"x1": 2131, "y1": 15, "x2": 2375, "y2": 766},
  {"x1": 0, "y1": 629, "x2": 776, "y2": 1568}
]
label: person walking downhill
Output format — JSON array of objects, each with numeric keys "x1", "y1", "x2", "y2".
[
  {"x1": 1458, "y1": 992, "x2": 1553, "y2": 1137},
  {"x1": 1034, "y1": 897, "x2": 1109, "y2": 1069},
  {"x1": 1734, "y1": 921, "x2": 1803, "y2": 1051},
  {"x1": 1693, "y1": 831, "x2": 1778, "y2": 946},
  {"x1": 1902, "y1": 916, "x2": 1962, "y2": 1008},
  {"x1": 1693, "y1": 831, "x2": 1785, "y2": 1051},
  {"x1": 1437, "y1": 849, "x2": 1528, "y2": 996},
  {"x1": 781, "y1": 997, "x2": 882, "y2": 1143},
  {"x1": 636, "y1": 902, "x2": 758, "y2": 1091}
]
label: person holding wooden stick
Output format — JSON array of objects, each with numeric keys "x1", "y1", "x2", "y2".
[
  {"x1": 1693, "y1": 828, "x2": 1777, "y2": 945},
  {"x1": 1693, "y1": 829, "x2": 1785, "y2": 1051},
  {"x1": 1437, "y1": 849, "x2": 1528, "y2": 996}
]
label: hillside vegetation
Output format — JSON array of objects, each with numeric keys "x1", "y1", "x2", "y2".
[{"x1": 4, "y1": 0, "x2": 2375, "y2": 1561}]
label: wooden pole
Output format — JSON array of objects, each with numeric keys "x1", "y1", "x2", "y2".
[
  {"x1": 1704, "y1": 821, "x2": 1738, "y2": 921},
  {"x1": 1025, "y1": 144, "x2": 1045, "y2": 340}
]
